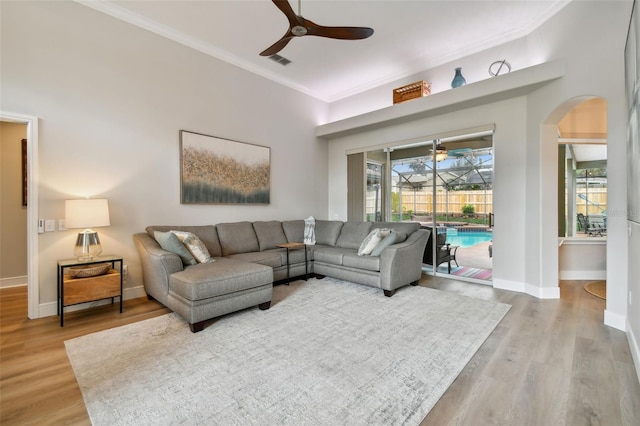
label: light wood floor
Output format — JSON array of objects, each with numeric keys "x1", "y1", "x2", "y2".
[{"x1": 1, "y1": 277, "x2": 639, "y2": 425}]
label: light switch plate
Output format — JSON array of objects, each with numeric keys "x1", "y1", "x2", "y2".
[
  {"x1": 45, "y1": 219, "x2": 55, "y2": 232},
  {"x1": 58, "y1": 219, "x2": 66, "y2": 231}
]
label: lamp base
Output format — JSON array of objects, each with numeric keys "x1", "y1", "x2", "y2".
[{"x1": 74, "y1": 231, "x2": 103, "y2": 261}]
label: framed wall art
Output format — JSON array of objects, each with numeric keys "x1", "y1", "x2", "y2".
[{"x1": 180, "y1": 130, "x2": 270, "y2": 204}]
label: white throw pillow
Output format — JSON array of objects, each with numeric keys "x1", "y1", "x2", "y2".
[
  {"x1": 358, "y1": 229, "x2": 384, "y2": 256},
  {"x1": 170, "y1": 231, "x2": 214, "y2": 263}
]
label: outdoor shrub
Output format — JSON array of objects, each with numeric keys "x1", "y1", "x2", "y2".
[{"x1": 462, "y1": 204, "x2": 475, "y2": 215}]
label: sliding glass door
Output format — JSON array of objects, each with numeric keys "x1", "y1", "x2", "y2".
[{"x1": 359, "y1": 133, "x2": 494, "y2": 282}]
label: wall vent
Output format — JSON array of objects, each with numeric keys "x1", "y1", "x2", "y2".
[{"x1": 268, "y1": 54, "x2": 291, "y2": 66}]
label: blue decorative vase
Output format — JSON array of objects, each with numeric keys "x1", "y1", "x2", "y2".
[{"x1": 451, "y1": 67, "x2": 466, "y2": 88}]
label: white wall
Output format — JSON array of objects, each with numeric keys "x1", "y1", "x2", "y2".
[
  {"x1": 629, "y1": 221, "x2": 640, "y2": 379},
  {"x1": 324, "y1": 1, "x2": 634, "y2": 314},
  {"x1": 524, "y1": 0, "x2": 632, "y2": 324},
  {"x1": 559, "y1": 240, "x2": 607, "y2": 280},
  {"x1": 0, "y1": 1, "x2": 328, "y2": 309}
]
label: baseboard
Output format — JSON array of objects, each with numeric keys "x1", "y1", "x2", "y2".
[
  {"x1": 604, "y1": 309, "x2": 626, "y2": 332},
  {"x1": 525, "y1": 284, "x2": 560, "y2": 299},
  {"x1": 38, "y1": 285, "x2": 147, "y2": 318},
  {"x1": 492, "y1": 279, "x2": 560, "y2": 299},
  {"x1": 492, "y1": 278, "x2": 524, "y2": 293},
  {"x1": 627, "y1": 318, "x2": 640, "y2": 386},
  {"x1": 1, "y1": 275, "x2": 27, "y2": 288},
  {"x1": 559, "y1": 270, "x2": 606, "y2": 280}
]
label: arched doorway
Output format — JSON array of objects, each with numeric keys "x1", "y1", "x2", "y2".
[{"x1": 542, "y1": 96, "x2": 607, "y2": 302}]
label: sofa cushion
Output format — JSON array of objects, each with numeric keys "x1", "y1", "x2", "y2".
[
  {"x1": 216, "y1": 221, "x2": 260, "y2": 256},
  {"x1": 370, "y1": 221, "x2": 420, "y2": 235},
  {"x1": 153, "y1": 231, "x2": 197, "y2": 266},
  {"x1": 342, "y1": 253, "x2": 381, "y2": 272},
  {"x1": 315, "y1": 220, "x2": 343, "y2": 246},
  {"x1": 253, "y1": 221, "x2": 287, "y2": 251},
  {"x1": 225, "y1": 250, "x2": 284, "y2": 268},
  {"x1": 370, "y1": 231, "x2": 408, "y2": 256},
  {"x1": 336, "y1": 221, "x2": 372, "y2": 249},
  {"x1": 313, "y1": 246, "x2": 355, "y2": 265},
  {"x1": 282, "y1": 220, "x2": 304, "y2": 243},
  {"x1": 169, "y1": 258, "x2": 272, "y2": 301},
  {"x1": 146, "y1": 225, "x2": 222, "y2": 257}
]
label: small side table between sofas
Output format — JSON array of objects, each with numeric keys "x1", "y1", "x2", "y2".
[
  {"x1": 276, "y1": 242, "x2": 308, "y2": 284},
  {"x1": 57, "y1": 255, "x2": 123, "y2": 327}
]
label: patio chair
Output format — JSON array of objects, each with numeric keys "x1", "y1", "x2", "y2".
[
  {"x1": 588, "y1": 214, "x2": 606, "y2": 236},
  {"x1": 423, "y1": 230, "x2": 455, "y2": 273},
  {"x1": 577, "y1": 213, "x2": 604, "y2": 236}
]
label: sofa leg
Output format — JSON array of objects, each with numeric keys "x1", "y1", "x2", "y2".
[
  {"x1": 314, "y1": 274, "x2": 326, "y2": 280},
  {"x1": 189, "y1": 321, "x2": 206, "y2": 333},
  {"x1": 258, "y1": 301, "x2": 271, "y2": 310},
  {"x1": 410, "y1": 280, "x2": 419, "y2": 286},
  {"x1": 383, "y1": 289, "x2": 396, "y2": 297},
  {"x1": 146, "y1": 294, "x2": 155, "y2": 301}
]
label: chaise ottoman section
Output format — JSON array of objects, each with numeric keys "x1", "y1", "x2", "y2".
[{"x1": 168, "y1": 258, "x2": 273, "y2": 332}]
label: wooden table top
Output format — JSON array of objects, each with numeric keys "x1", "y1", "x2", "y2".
[{"x1": 276, "y1": 242, "x2": 306, "y2": 249}]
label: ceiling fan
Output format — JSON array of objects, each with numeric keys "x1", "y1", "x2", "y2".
[{"x1": 260, "y1": 0, "x2": 374, "y2": 57}]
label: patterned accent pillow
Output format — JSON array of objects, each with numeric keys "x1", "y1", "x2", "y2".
[
  {"x1": 154, "y1": 231, "x2": 197, "y2": 266},
  {"x1": 171, "y1": 231, "x2": 215, "y2": 263}
]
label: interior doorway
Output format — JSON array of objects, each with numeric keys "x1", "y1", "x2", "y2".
[
  {"x1": 0, "y1": 112, "x2": 39, "y2": 319},
  {"x1": 0, "y1": 122, "x2": 28, "y2": 289}
]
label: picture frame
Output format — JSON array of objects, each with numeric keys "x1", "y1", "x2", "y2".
[{"x1": 180, "y1": 130, "x2": 270, "y2": 204}]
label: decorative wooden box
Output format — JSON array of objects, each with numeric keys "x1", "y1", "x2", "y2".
[
  {"x1": 393, "y1": 80, "x2": 431, "y2": 104},
  {"x1": 63, "y1": 269, "x2": 121, "y2": 305}
]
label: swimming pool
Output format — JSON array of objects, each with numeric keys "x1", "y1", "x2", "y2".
[{"x1": 445, "y1": 231, "x2": 492, "y2": 248}]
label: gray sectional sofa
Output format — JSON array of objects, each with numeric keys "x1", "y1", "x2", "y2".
[{"x1": 134, "y1": 220, "x2": 429, "y2": 332}]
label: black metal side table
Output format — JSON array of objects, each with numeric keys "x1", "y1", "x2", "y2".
[
  {"x1": 276, "y1": 243, "x2": 308, "y2": 284},
  {"x1": 57, "y1": 255, "x2": 123, "y2": 326}
]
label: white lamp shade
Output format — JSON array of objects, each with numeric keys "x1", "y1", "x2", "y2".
[{"x1": 65, "y1": 199, "x2": 110, "y2": 229}]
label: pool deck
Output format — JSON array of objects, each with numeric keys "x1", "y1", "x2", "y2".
[{"x1": 454, "y1": 241, "x2": 493, "y2": 270}]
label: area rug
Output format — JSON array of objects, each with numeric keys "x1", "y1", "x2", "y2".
[
  {"x1": 435, "y1": 265, "x2": 493, "y2": 281},
  {"x1": 584, "y1": 280, "x2": 606, "y2": 299},
  {"x1": 65, "y1": 277, "x2": 510, "y2": 426}
]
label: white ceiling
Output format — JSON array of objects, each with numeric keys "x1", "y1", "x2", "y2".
[
  {"x1": 569, "y1": 144, "x2": 608, "y2": 163},
  {"x1": 78, "y1": 0, "x2": 571, "y2": 102}
]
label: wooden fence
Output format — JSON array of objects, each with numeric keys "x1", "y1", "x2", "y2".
[
  {"x1": 399, "y1": 190, "x2": 493, "y2": 215},
  {"x1": 366, "y1": 187, "x2": 606, "y2": 217},
  {"x1": 572, "y1": 188, "x2": 607, "y2": 215}
]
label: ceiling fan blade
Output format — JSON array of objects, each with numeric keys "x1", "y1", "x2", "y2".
[
  {"x1": 271, "y1": 0, "x2": 304, "y2": 27},
  {"x1": 259, "y1": 35, "x2": 294, "y2": 56},
  {"x1": 261, "y1": 0, "x2": 374, "y2": 56},
  {"x1": 304, "y1": 19, "x2": 374, "y2": 40}
]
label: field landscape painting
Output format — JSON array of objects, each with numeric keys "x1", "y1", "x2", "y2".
[{"x1": 180, "y1": 131, "x2": 270, "y2": 204}]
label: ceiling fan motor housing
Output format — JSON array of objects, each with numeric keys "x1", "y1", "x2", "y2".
[{"x1": 292, "y1": 25, "x2": 308, "y2": 36}]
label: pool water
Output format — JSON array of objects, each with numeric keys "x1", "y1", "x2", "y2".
[{"x1": 445, "y1": 232, "x2": 492, "y2": 248}]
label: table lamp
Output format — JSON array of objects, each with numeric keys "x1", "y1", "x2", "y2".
[{"x1": 65, "y1": 198, "x2": 111, "y2": 261}]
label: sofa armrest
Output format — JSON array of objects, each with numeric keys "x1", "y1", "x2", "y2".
[
  {"x1": 379, "y1": 229, "x2": 429, "y2": 291},
  {"x1": 133, "y1": 232, "x2": 184, "y2": 305}
]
